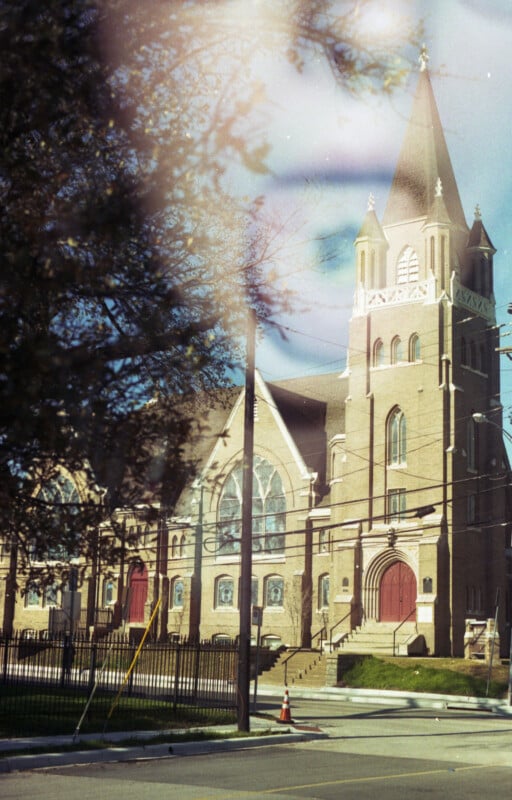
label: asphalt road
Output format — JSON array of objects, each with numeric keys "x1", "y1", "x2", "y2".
[{"x1": 2, "y1": 695, "x2": 512, "y2": 799}]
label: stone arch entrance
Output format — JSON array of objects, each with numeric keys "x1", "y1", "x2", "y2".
[
  {"x1": 379, "y1": 560, "x2": 416, "y2": 622},
  {"x1": 128, "y1": 563, "x2": 148, "y2": 624}
]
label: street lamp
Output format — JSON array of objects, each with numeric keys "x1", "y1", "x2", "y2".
[
  {"x1": 471, "y1": 412, "x2": 512, "y2": 445},
  {"x1": 471, "y1": 412, "x2": 512, "y2": 704}
]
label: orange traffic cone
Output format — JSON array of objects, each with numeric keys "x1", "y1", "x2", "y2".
[{"x1": 279, "y1": 688, "x2": 292, "y2": 723}]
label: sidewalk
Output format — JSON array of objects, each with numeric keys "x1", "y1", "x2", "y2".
[{"x1": 1, "y1": 684, "x2": 511, "y2": 773}]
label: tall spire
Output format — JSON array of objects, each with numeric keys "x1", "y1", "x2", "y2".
[{"x1": 382, "y1": 57, "x2": 467, "y2": 229}]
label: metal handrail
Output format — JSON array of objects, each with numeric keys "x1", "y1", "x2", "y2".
[
  {"x1": 328, "y1": 611, "x2": 352, "y2": 652},
  {"x1": 392, "y1": 607, "x2": 417, "y2": 656},
  {"x1": 282, "y1": 625, "x2": 326, "y2": 685}
]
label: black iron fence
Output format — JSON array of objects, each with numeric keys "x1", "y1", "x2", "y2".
[{"x1": 0, "y1": 632, "x2": 238, "y2": 734}]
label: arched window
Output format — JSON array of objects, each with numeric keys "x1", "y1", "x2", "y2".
[
  {"x1": 261, "y1": 634, "x2": 282, "y2": 649},
  {"x1": 460, "y1": 337, "x2": 467, "y2": 365},
  {"x1": 215, "y1": 575, "x2": 235, "y2": 608},
  {"x1": 171, "y1": 577, "x2": 184, "y2": 609},
  {"x1": 430, "y1": 236, "x2": 435, "y2": 272},
  {"x1": 370, "y1": 250, "x2": 376, "y2": 287},
  {"x1": 409, "y1": 333, "x2": 420, "y2": 362},
  {"x1": 103, "y1": 579, "x2": 116, "y2": 606},
  {"x1": 470, "y1": 341, "x2": 477, "y2": 369},
  {"x1": 387, "y1": 408, "x2": 406, "y2": 465},
  {"x1": 171, "y1": 534, "x2": 179, "y2": 558},
  {"x1": 479, "y1": 344, "x2": 486, "y2": 373},
  {"x1": 218, "y1": 456, "x2": 286, "y2": 555},
  {"x1": 318, "y1": 574, "x2": 330, "y2": 609},
  {"x1": 44, "y1": 584, "x2": 58, "y2": 607},
  {"x1": 212, "y1": 633, "x2": 233, "y2": 645},
  {"x1": 251, "y1": 577, "x2": 259, "y2": 606},
  {"x1": 397, "y1": 246, "x2": 419, "y2": 284},
  {"x1": 360, "y1": 250, "x2": 366, "y2": 284},
  {"x1": 390, "y1": 336, "x2": 403, "y2": 364},
  {"x1": 373, "y1": 338, "x2": 384, "y2": 367},
  {"x1": 180, "y1": 534, "x2": 186, "y2": 557},
  {"x1": 25, "y1": 581, "x2": 41, "y2": 607},
  {"x1": 264, "y1": 575, "x2": 284, "y2": 608},
  {"x1": 35, "y1": 474, "x2": 80, "y2": 561},
  {"x1": 467, "y1": 417, "x2": 478, "y2": 471}
]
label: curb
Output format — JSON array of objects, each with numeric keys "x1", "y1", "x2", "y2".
[
  {"x1": 256, "y1": 684, "x2": 512, "y2": 716},
  {"x1": 0, "y1": 729, "x2": 327, "y2": 774}
]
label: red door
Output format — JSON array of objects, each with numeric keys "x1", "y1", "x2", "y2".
[
  {"x1": 379, "y1": 561, "x2": 416, "y2": 622},
  {"x1": 128, "y1": 564, "x2": 148, "y2": 623}
]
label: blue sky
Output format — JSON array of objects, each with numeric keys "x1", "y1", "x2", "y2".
[{"x1": 232, "y1": 0, "x2": 512, "y2": 439}]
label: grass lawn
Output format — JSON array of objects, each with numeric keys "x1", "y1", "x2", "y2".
[
  {"x1": 340, "y1": 655, "x2": 509, "y2": 699},
  {"x1": 0, "y1": 686, "x2": 236, "y2": 738}
]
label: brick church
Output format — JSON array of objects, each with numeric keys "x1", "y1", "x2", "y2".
[{"x1": 3, "y1": 56, "x2": 511, "y2": 657}]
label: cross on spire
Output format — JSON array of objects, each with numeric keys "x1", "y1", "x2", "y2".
[{"x1": 419, "y1": 44, "x2": 429, "y2": 72}]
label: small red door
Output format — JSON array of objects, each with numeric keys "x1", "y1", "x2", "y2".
[
  {"x1": 128, "y1": 564, "x2": 148, "y2": 623},
  {"x1": 379, "y1": 561, "x2": 416, "y2": 622}
]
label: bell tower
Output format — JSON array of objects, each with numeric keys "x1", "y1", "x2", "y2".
[{"x1": 336, "y1": 48, "x2": 508, "y2": 657}]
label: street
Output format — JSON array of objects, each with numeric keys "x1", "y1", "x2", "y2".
[{"x1": 2, "y1": 695, "x2": 512, "y2": 799}]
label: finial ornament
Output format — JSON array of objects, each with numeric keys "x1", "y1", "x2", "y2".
[
  {"x1": 435, "y1": 177, "x2": 443, "y2": 198},
  {"x1": 367, "y1": 193, "x2": 375, "y2": 211},
  {"x1": 474, "y1": 204, "x2": 481, "y2": 220},
  {"x1": 419, "y1": 44, "x2": 429, "y2": 72}
]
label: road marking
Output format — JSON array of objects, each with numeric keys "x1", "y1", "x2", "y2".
[{"x1": 260, "y1": 762, "x2": 504, "y2": 793}]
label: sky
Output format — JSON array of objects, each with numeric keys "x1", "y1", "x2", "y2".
[{"x1": 231, "y1": 0, "x2": 512, "y2": 439}]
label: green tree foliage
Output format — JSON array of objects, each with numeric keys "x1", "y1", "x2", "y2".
[{"x1": 0, "y1": 0, "x2": 418, "y2": 580}]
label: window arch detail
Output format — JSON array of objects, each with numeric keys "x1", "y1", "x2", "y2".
[
  {"x1": 218, "y1": 456, "x2": 286, "y2": 555},
  {"x1": 171, "y1": 577, "x2": 185, "y2": 609},
  {"x1": 391, "y1": 336, "x2": 403, "y2": 364},
  {"x1": 35, "y1": 474, "x2": 80, "y2": 561},
  {"x1": 318, "y1": 574, "x2": 330, "y2": 609},
  {"x1": 264, "y1": 575, "x2": 284, "y2": 608},
  {"x1": 215, "y1": 575, "x2": 235, "y2": 608},
  {"x1": 387, "y1": 408, "x2": 406, "y2": 466},
  {"x1": 373, "y1": 338, "x2": 384, "y2": 367},
  {"x1": 409, "y1": 333, "x2": 420, "y2": 361}
]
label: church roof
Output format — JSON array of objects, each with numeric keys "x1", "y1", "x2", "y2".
[
  {"x1": 467, "y1": 214, "x2": 496, "y2": 251},
  {"x1": 268, "y1": 371, "x2": 347, "y2": 489},
  {"x1": 383, "y1": 68, "x2": 467, "y2": 229},
  {"x1": 356, "y1": 207, "x2": 387, "y2": 241}
]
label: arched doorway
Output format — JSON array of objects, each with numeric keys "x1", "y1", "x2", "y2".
[
  {"x1": 379, "y1": 561, "x2": 416, "y2": 622},
  {"x1": 128, "y1": 563, "x2": 148, "y2": 624}
]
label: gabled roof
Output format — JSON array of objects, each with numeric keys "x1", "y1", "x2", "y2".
[{"x1": 383, "y1": 69, "x2": 467, "y2": 230}]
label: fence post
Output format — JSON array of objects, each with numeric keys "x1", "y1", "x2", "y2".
[
  {"x1": 2, "y1": 635, "x2": 9, "y2": 684},
  {"x1": 173, "y1": 643, "x2": 181, "y2": 711},
  {"x1": 193, "y1": 642, "x2": 200, "y2": 702},
  {"x1": 88, "y1": 642, "x2": 97, "y2": 695}
]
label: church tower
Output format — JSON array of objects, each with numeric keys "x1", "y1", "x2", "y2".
[{"x1": 334, "y1": 50, "x2": 509, "y2": 657}]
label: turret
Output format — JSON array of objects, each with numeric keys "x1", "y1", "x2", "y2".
[
  {"x1": 422, "y1": 176, "x2": 452, "y2": 292},
  {"x1": 354, "y1": 194, "x2": 388, "y2": 290},
  {"x1": 464, "y1": 205, "x2": 496, "y2": 298}
]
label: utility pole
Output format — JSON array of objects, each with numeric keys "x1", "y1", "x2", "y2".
[
  {"x1": 191, "y1": 483, "x2": 203, "y2": 642},
  {"x1": 237, "y1": 308, "x2": 256, "y2": 732}
]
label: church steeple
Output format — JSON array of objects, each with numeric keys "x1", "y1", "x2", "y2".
[{"x1": 383, "y1": 55, "x2": 467, "y2": 230}]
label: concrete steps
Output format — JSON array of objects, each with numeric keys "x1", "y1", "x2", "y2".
[
  {"x1": 339, "y1": 621, "x2": 425, "y2": 656},
  {"x1": 259, "y1": 648, "x2": 326, "y2": 687}
]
